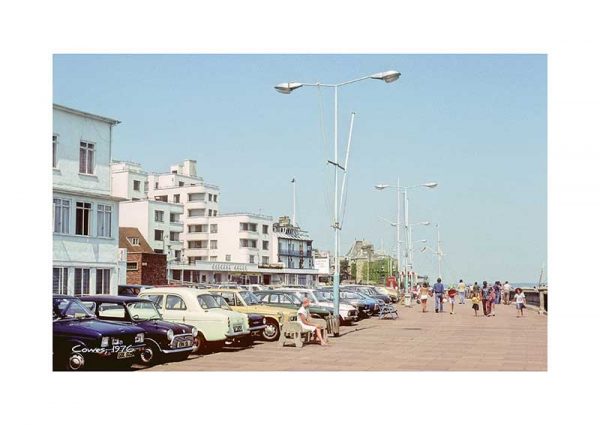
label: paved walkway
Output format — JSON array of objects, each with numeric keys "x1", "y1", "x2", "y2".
[{"x1": 141, "y1": 300, "x2": 547, "y2": 371}]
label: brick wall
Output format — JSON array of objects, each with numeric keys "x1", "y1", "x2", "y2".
[{"x1": 126, "y1": 253, "x2": 167, "y2": 285}]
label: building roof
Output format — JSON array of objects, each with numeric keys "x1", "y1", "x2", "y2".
[
  {"x1": 53, "y1": 103, "x2": 121, "y2": 125},
  {"x1": 119, "y1": 227, "x2": 155, "y2": 254}
]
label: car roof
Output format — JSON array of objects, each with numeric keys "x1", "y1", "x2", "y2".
[
  {"x1": 139, "y1": 286, "x2": 204, "y2": 295},
  {"x1": 79, "y1": 295, "x2": 146, "y2": 304}
]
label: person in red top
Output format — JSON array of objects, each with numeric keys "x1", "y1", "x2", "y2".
[{"x1": 447, "y1": 287, "x2": 457, "y2": 315}]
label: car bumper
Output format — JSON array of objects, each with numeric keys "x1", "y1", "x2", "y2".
[
  {"x1": 97, "y1": 343, "x2": 145, "y2": 360},
  {"x1": 225, "y1": 330, "x2": 250, "y2": 338},
  {"x1": 249, "y1": 324, "x2": 267, "y2": 333}
]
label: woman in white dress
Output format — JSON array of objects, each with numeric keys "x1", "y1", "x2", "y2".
[{"x1": 297, "y1": 297, "x2": 328, "y2": 346}]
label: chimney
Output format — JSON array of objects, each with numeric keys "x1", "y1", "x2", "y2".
[{"x1": 182, "y1": 159, "x2": 197, "y2": 177}]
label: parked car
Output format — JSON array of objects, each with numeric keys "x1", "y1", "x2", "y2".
[
  {"x1": 53, "y1": 295, "x2": 146, "y2": 371},
  {"x1": 211, "y1": 293, "x2": 267, "y2": 345},
  {"x1": 138, "y1": 287, "x2": 249, "y2": 350},
  {"x1": 344, "y1": 285, "x2": 392, "y2": 304},
  {"x1": 79, "y1": 295, "x2": 198, "y2": 365},
  {"x1": 208, "y1": 289, "x2": 296, "y2": 342},
  {"x1": 317, "y1": 289, "x2": 371, "y2": 318},
  {"x1": 372, "y1": 285, "x2": 400, "y2": 302},
  {"x1": 279, "y1": 287, "x2": 358, "y2": 324},
  {"x1": 253, "y1": 290, "x2": 333, "y2": 320},
  {"x1": 118, "y1": 284, "x2": 154, "y2": 296}
]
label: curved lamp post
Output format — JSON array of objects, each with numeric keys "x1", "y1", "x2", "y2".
[{"x1": 275, "y1": 70, "x2": 400, "y2": 319}]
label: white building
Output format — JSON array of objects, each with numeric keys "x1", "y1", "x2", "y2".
[{"x1": 53, "y1": 104, "x2": 126, "y2": 296}]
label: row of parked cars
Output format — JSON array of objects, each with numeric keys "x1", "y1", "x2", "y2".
[{"x1": 52, "y1": 283, "x2": 399, "y2": 371}]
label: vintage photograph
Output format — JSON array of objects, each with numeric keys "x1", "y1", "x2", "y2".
[{"x1": 52, "y1": 54, "x2": 547, "y2": 371}]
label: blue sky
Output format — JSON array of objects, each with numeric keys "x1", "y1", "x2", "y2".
[{"x1": 53, "y1": 54, "x2": 547, "y2": 283}]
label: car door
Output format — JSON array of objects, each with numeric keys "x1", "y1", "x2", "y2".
[{"x1": 161, "y1": 294, "x2": 188, "y2": 324}]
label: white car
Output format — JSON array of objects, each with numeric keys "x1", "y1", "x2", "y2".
[
  {"x1": 139, "y1": 287, "x2": 250, "y2": 348},
  {"x1": 278, "y1": 287, "x2": 358, "y2": 324}
]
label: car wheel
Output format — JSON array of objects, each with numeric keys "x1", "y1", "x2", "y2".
[
  {"x1": 191, "y1": 332, "x2": 205, "y2": 354},
  {"x1": 140, "y1": 341, "x2": 162, "y2": 365},
  {"x1": 66, "y1": 352, "x2": 86, "y2": 371},
  {"x1": 262, "y1": 319, "x2": 281, "y2": 342}
]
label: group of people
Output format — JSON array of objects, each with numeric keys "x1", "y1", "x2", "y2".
[{"x1": 414, "y1": 279, "x2": 527, "y2": 317}]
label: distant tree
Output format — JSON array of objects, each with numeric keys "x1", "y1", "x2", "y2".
[{"x1": 339, "y1": 259, "x2": 351, "y2": 281}]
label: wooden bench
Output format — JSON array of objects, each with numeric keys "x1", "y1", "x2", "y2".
[
  {"x1": 278, "y1": 321, "x2": 312, "y2": 348},
  {"x1": 378, "y1": 304, "x2": 398, "y2": 319}
]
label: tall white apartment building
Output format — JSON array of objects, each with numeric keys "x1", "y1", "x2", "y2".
[{"x1": 53, "y1": 104, "x2": 126, "y2": 296}]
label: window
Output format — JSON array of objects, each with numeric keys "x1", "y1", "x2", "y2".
[
  {"x1": 154, "y1": 182, "x2": 159, "y2": 189},
  {"x1": 225, "y1": 254, "x2": 231, "y2": 262},
  {"x1": 173, "y1": 194, "x2": 180, "y2": 203},
  {"x1": 188, "y1": 240, "x2": 208, "y2": 249},
  {"x1": 154, "y1": 229, "x2": 164, "y2": 241},
  {"x1": 210, "y1": 256, "x2": 217, "y2": 261},
  {"x1": 208, "y1": 209, "x2": 213, "y2": 217},
  {"x1": 142, "y1": 294, "x2": 163, "y2": 308},
  {"x1": 79, "y1": 141, "x2": 95, "y2": 174},
  {"x1": 262, "y1": 240, "x2": 269, "y2": 250},
  {"x1": 208, "y1": 194, "x2": 213, "y2": 202},
  {"x1": 178, "y1": 181, "x2": 184, "y2": 187},
  {"x1": 249, "y1": 255, "x2": 255, "y2": 264},
  {"x1": 188, "y1": 224, "x2": 208, "y2": 233},
  {"x1": 154, "y1": 249, "x2": 163, "y2": 254},
  {"x1": 127, "y1": 262, "x2": 138, "y2": 271},
  {"x1": 133, "y1": 180, "x2": 141, "y2": 191},
  {"x1": 262, "y1": 256, "x2": 269, "y2": 265},
  {"x1": 240, "y1": 239, "x2": 257, "y2": 248},
  {"x1": 53, "y1": 267, "x2": 68, "y2": 294},
  {"x1": 170, "y1": 231, "x2": 180, "y2": 242},
  {"x1": 75, "y1": 202, "x2": 91, "y2": 236},
  {"x1": 155, "y1": 210, "x2": 164, "y2": 222},
  {"x1": 213, "y1": 195, "x2": 218, "y2": 203},
  {"x1": 127, "y1": 237, "x2": 140, "y2": 246},
  {"x1": 74, "y1": 268, "x2": 90, "y2": 296},
  {"x1": 240, "y1": 223, "x2": 258, "y2": 232},
  {"x1": 52, "y1": 135, "x2": 58, "y2": 168},
  {"x1": 166, "y1": 295, "x2": 186, "y2": 310},
  {"x1": 262, "y1": 225, "x2": 269, "y2": 234},
  {"x1": 210, "y1": 224, "x2": 218, "y2": 233},
  {"x1": 96, "y1": 269, "x2": 111, "y2": 294},
  {"x1": 188, "y1": 193, "x2": 205, "y2": 202},
  {"x1": 97, "y1": 204, "x2": 112, "y2": 237},
  {"x1": 53, "y1": 198, "x2": 70, "y2": 234},
  {"x1": 174, "y1": 250, "x2": 181, "y2": 261},
  {"x1": 144, "y1": 181, "x2": 149, "y2": 192},
  {"x1": 188, "y1": 208, "x2": 205, "y2": 217},
  {"x1": 210, "y1": 240, "x2": 217, "y2": 249},
  {"x1": 170, "y1": 213, "x2": 180, "y2": 223}
]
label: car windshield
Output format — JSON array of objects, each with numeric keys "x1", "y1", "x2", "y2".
[
  {"x1": 53, "y1": 298, "x2": 95, "y2": 320},
  {"x1": 197, "y1": 294, "x2": 220, "y2": 309},
  {"x1": 240, "y1": 291, "x2": 260, "y2": 305},
  {"x1": 126, "y1": 301, "x2": 162, "y2": 321},
  {"x1": 286, "y1": 293, "x2": 303, "y2": 306},
  {"x1": 342, "y1": 291, "x2": 360, "y2": 299},
  {"x1": 373, "y1": 287, "x2": 388, "y2": 295},
  {"x1": 314, "y1": 291, "x2": 330, "y2": 302},
  {"x1": 213, "y1": 295, "x2": 232, "y2": 310}
]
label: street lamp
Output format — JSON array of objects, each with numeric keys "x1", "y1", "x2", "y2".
[
  {"x1": 375, "y1": 179, "x2": 438, "y2": 306},
  {"x1": 275, "y1": 70, "x2": 401, "y2": 320}
]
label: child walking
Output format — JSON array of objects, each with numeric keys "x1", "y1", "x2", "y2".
[
  {"x1": 471, "y1": 292, "x2": 481, "y2": 317},
  {"x1": 514, "y1": 288, "x2": 526, "y2": 317}
]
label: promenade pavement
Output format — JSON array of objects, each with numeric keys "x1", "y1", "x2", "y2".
[{"x1": 141, "y1": 299, "x2": 547, "y2": 372}]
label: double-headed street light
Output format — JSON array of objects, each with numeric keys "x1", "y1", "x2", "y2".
[
  {"x1": 375, "y1": 179, "x2": 437, "y2": 306},
  {"x1": 275, "y1": 70, "x2": 401, "y2": 321}
]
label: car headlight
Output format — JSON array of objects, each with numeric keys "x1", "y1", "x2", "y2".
[
  {"x1": 191, "y1": 327, "x2": 198, "y2": 337},
  {"x1": 135, "y1": 333, "x2": 144, "y2": 343},
  {"x1": 167, "y1": 329, "x2": 174, "y2": 341},
  {"x1": 263, "y1": 318, "x2": 266, "y2": 325},
  {"x1": 101, "y1": 336, "x2": 109, "y2": 348}
]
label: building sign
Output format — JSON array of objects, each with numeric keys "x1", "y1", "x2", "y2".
[
  {"x1": 210, "y1": 263, "x2": 249, "y2": 272},
  {"x1": 314, "y1": 258, "x2": 330, "y2": 274}
]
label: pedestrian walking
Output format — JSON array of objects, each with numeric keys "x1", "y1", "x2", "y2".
[
  {"x1": 502, "y1": 281, "x2": 512, "y2": 305},
  {"x1": 472, "y1": 281, "x2": 480, "y2": 298},
  {"x1": 494, "y1": 281, "x2": 502, "y2": 304},
  {"x1": 447, "y1": 287, "x2": 457, "y2": 314},
  {"x1": 486, "y1": 284, "x2": 496, "y2": 317},
  {"x1": 471, "y1": 292, "x2": 481, "y2": 316},
  {"x1": 514, "y1": 288, "x2": 526, "y2": 317},
  {"x1": 457, "y1": 279, "x2": 466, "y2": 304},
  {"x1": 433, "y1": 278, "x2": 445, "y2": 313},
  {"x1": 481, "y1": 282, "x2": 489, "y2": 316},
  {"x1": 419, "y1": 283, "x2": 430, "y2": 313}
]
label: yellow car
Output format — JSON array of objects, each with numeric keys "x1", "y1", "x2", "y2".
[{"x1": 208, "y1": 289, "x2": 296, "y2": 341}]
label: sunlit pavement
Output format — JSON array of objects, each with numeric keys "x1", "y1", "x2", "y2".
[{"x1": 139, "y1": 301, "x2": 547, "y2": 371}]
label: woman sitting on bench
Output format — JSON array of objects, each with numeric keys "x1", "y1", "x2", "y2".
[{"x1": 297, "y1": 297, "x2": 328, "y2": 346}]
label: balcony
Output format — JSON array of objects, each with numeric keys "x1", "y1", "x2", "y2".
[{"x1": 278, "y1": 249, "x2": 310, "y2": 257}]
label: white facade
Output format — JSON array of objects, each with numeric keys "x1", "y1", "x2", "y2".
[
  {"x1": 111, "y1": 160, "x2": 148, "y2": 201},
  {"x1": 119, "y1": 200, "x2": 184, "y2": 257},
  {"x1": 53, "y1": 104, "x2": 125, "y2": 296}
]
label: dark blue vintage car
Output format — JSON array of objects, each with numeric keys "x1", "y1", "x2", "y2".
[
  {"x1": 53, "y1": 295, "x2": 146, "y2": 371},
  {"x1": 80, "y1": 295, "x2": 199, "y2": 365}
]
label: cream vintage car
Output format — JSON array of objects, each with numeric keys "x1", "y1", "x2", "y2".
[
  {"x1": 139, "y1": 287, "x2": 249, "y2": 349},
  {"x1": 208, "y1": 289, "x2": 296, "y2": 342}
]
